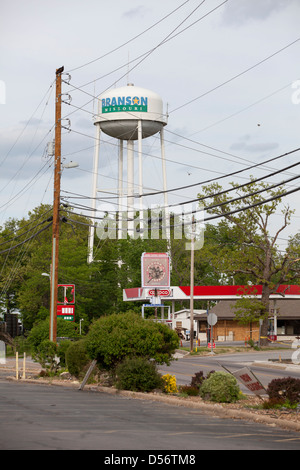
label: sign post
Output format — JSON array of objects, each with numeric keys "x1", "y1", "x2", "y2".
[{"x1": 207, "y1": 313, "x2": 217, "y2": 354}]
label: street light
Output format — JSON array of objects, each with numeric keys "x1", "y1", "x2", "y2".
[{"x1": 79, "y1": 318, "x2": 84, "y2": 335}]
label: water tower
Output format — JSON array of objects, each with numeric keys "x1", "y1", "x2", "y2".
[{"x1": 88, "y1": 84, "x2": 169, "y2": 263}]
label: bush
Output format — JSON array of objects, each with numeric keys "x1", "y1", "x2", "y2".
[
  {"x1": 85, "y1": 311, "x2": 179, "y2": 370},
  {"x1": 267, "y1": 377, "x2": 300, "y2": 404},
  {"x1": 115, "y1": 357, "x2": 162, "y2": 392},
  {"x1": 191, "y1": 370, "x2": 215, "y2": 389},
  {"x1": 57, "y1": 340, "x2": 73, "y2": 367},
  {"x1": 199, "y1": 371, "x2": 240, "y2": 403},
  {"x1": 162, "y1": 374, "x2": 178, "y2": 394},
  {"x1": 32, "y1": 339, "x2": 58, "y2": 373},
  {"x1": 65, "y1": 339, "x2": 90, "y2": 378}
]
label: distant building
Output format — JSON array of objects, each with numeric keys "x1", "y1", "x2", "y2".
[{"x1": 206, "y1": 299, "x2": 300, "y2": 342}]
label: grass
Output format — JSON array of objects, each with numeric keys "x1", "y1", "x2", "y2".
[{"x1": 179, "y1": 345, "x2": 288, "y2": 356}]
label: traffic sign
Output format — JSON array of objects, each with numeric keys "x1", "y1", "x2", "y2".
[{"x1": 207, "y1": 313, "x2": 217, "y2": 325}]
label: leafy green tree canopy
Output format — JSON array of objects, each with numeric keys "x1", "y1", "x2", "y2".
[{"x1": 85, "y1": 311, "x2": 179, "y2": 370}]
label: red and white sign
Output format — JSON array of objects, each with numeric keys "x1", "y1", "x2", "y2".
[
  {"x1": 207, "y1": 342, "x2": 215, "y2": 349},
  {"x1": 231, "y1": 367, "x2": 266, "y2": 396},
  {"x1": 141, "y1": 252, "x2": 170, "y2": 288},
  {"x1": 57, "y1": 305, "x2": 75, "y2": 321},
  {"x1": 147, "y1": 289, "x2": 171, "y2": 297},
  {"x1": 123, "y1": 284, "x2": 300, "y2": 302},
  {"x1": 57, "y1": 284, "x2": 75, "y2": 304}
]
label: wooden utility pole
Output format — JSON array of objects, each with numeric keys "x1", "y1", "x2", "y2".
[
  {"x1": 49, "y1": 66, "x2": 64, "y2": 343},
  {"x1": 190, "y1": 215, "x2": 195, "y2": 353}
]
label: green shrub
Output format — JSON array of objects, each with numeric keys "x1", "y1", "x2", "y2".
[
  {"x1": 65, "y1": 339, "x2": 90, "y2": 378},
  {"x1": 57, "y1": 340, "x2": 73, "y2": 367},
  {"x1": 199, "y1": 371, "x2": 240, "y2": 403},
  {"x1": 191, "y1": 370, "x2": 215, "y2": 389},
  {"x1": 32, "y1": 339, "x2": 58, "y2": 372},
  {"x1": 85, "y1": 311, "x2": 179, "y2": 370},
  {"x1": 115, "y1": 357, "x2": 163, "y2": 392},
  {"x1": 267, "y1": 377, "x2": 300, "y2": 404}
]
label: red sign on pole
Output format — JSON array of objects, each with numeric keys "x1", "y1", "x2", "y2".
[
  {"x1": 57, "y1": 305, "x2": 75, "y2": 321},
  {"x1": 57, "y1": 284, "x2": 75, "y2": 321},
  {"x1": 141, "y1": 253, "x2": 170, "y2": 288}
]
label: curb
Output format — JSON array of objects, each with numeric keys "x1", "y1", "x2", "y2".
[{"x1": 252, "y1": 361, "x2": 300, "y2": 372}]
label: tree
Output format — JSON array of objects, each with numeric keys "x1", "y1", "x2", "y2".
[
  {"x1": 85, "y1": 311, "x2": 179, "y2": 370},
  {"x1": 198, "y1": 179, "x2": 297, "y2": 345},
  {"x1": 27, "y1": 317, "x2": 80, "y2": 352}
]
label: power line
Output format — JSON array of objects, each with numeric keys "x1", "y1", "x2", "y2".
[
  {"x1": 62, "y1": 0, "x2": 229, "y2": 122},
  {"x1": 66, "y1": 0, "x2": 192, "y2": 73},
  {"x1": 62, "y1": 170, "x2": 300, "y2": 229},
  {"x1": 61, "y1": 136, "x2": 300, "y2": 201},
  {"x1": 0, "y1": 222, "x2": 52, "y2": 255},
  {"x1": 62, "y1": 184, "x2": 300, "y2": 234},
  {"x1": 170, "y1": 36, "x2": 300, "y2": 113},
  {"x1": 0, "y1": 215, "x2": 53, "y2": 248}
]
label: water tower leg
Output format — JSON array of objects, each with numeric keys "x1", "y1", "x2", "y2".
[
  {"x1": 88, "y1": 124, "x2": 101, "y2": 263},
  {"x1": 127, "y1": 140, "x2": 134, "y2": 238},
  {"x1": 118, "y1": 140, "x2": 123, "y2": 239},
  {"x1": 138, "y1": 120, "x2": 144, "y2": 235},
  {"x1": 160, "y1": 127, "x2": 170, "y2": 245}
]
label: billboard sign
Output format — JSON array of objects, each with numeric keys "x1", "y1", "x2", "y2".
[{"x1": 141, "y1": 252, "x2": 170, "y2": 288}]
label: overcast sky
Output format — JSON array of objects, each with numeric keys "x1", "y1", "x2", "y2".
[{"x1": 1, "y1": 0, "x2": 300, "y2": 253}]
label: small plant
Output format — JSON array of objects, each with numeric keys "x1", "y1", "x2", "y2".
[
  {"x1": 262, "y1": 397, "x2": 299, "y2": 410},
  {"x1": 115, "y1": 357, "x2": 163, "y2": 393},
  {"x1": 179, "y1": 385, "x2": 199, "y2": 396},
  {"x1": 162, "y1": 374, "x2": 178, "y2": 394},
  {"x1": 267, "y1": 377, "x2": 300, "y2": 404},
  {"x1": 32, "y1": 339, "x2": 59, "y2": 373},
  {"x1": 262, "y1": 397, "x2": 285, "y2": 409},
  {"x1": 199, "y1": 371, "x2": 240, "y2": 403}
]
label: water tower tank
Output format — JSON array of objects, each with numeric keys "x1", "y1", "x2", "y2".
[{"x1": 95, "y1": 84, "x2": 167, "y2": 140}]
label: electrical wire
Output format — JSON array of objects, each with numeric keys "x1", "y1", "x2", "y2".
[
  {"x1": 169, "y1": 36, "x2": 300, "y2": 114},
  {"x1": 62, "y1": 184, "x2": 300, "y2": 233},
  {"x1": 62, "y1": 170, "x2": 300, "y2": 226},
  {"x1": 0, "y1": 215, "x2": 53, "y2": 248},
  {"x1": 0, "y1": 80, "x2": 55, "y2": 171},
  {"x1": 61, "y1": 142, "x2": 300, "y2": 202},
  {"x1": 66, "y1": 0, "x2": 192, "y2": 73},
  {"x1": 0, "y1": 222, "x2": 52, "y2": 255},
  {"x1": 62, "y1": 0, "x2": 229, "y2": 122}
]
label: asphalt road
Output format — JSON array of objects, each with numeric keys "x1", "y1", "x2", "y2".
[
  {"x1": 1, "y1": 379, "x2": 300, "y2": 451},
  {"x1": 159, "y1": 348, "x2": 300, "y2": 395}
]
